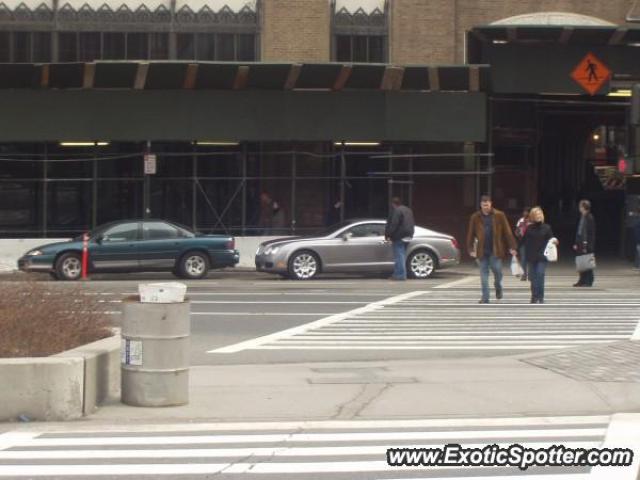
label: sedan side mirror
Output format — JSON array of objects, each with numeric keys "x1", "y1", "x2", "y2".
[
  {"x1": 95, "y1": 235, "x2": 104, "y2": 244},
  {"x1": 342, "y1": 232, "x2": 353, "y2": 241}
]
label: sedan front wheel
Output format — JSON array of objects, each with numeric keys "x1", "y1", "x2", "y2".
[
  {"x1": 288, "y1": 251, "x2": 320, "y2": 280},
  {"x1": 55, "y1": 252, "x2": 83, "y2": 281},
  {"x1": 407, "y1": 250, "x2": 436, "y2": 279}
]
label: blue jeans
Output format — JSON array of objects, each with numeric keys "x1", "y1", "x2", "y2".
[
  {"x1": 529, "y1": 261, "x2": 547, "y2": 301},
  {"x1": 479, "y1": 255, "x2": 503, "y2": 302},
  {"x1": 392, "y1": 240, "x2": 408, "y2": 279}
]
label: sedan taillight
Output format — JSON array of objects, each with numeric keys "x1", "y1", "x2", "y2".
[
  {"x1": 451, "y1": 237, "x2": 460, "y2": 250},
  {"x1": 226, "y1": 238, "x2": 235, "y2": 250}
]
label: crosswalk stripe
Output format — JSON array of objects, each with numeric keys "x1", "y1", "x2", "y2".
[
  {"x1": 214, "y1": 287, "x2": 639, "y2": 352},
  {"x1": 0, "y1": 416, "x2": 615, "y2": 478}
]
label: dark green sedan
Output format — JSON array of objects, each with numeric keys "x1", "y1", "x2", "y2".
[{"x1": 18, "y1": 220, "x2": 240, "y2": 280}]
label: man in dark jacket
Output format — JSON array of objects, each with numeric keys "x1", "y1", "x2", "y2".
[
  {"x1": 466, "y1": 195, "x2": 517, "y2": 303},
  {"x1": 573, "y1": 199, "x2": 596, "y2": 287},
  {"x1": 385, "y1": 197, "x2": 415, "y2": 281}
]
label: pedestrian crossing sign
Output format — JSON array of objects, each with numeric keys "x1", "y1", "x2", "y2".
[{"x1": 571, "y1": 52, "x2": 611, "y2": 96}]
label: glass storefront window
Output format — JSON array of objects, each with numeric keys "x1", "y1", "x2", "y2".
[
  {"x1": 79, "y1": 32, "x2": 101, "y2": 62},
  {"x1": 126, "y1": 33, "x2": 148, "y2": 60},
  {"x1": 58, "y1": 32, "x2": 78, "y2": 62},
  {"x1": 177, "y1": 33, "x2": 195, "y2": 60},
  {"x1": 103, "y1": 32, "x2": 126, "y2": 60}
]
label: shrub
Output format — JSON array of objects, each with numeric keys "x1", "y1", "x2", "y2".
[{"x1": 0, "y1": 282, "x2": 113, "y2": 357}]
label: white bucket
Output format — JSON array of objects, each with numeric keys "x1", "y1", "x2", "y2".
[{"x1": 138, "y1": 282, "x2": 187, "y2": 304}]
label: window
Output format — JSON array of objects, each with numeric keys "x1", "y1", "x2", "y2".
[
  {"x1": 79, "y1": 32, "x2": 101, "y2": 61},
  {"x1": 13, "y1": 32, "x2": 31, "y2": 62},
  {"x1": 58, "y1": 32, "x2": 78, "y2": 62},
  {"x1": 103, "y1": 32, "x2": 125, "y2": 60},
  {"x1": 196, "y1": 33, "x2": 216, "y2": 61},
  {"x1": 236, "y1": 34, "x2": 255, "y2": 61},
  {"x1": 143, "y1": 221, "x2": 179, "y2": 240},
  {"x1": 0, "y1": 32, "x2": 9, "y2": 62},
  {"x1": 126, "y1": 33, "x2": 148, "y2": 60},
  {"x1": 102, "y1": 222, "x2": 139, "y2": 242},
  {"x1": 335, "y1": 34, "x2": 386, "y2": 63},
  {"x1": 176, "y1": 33, "x2": 195, "y2": 60},
  {"x1": 149, "y1": 32, "x2": 168, "y2": 60},
  {"x1": 217, "y1": 33, "x2": 235, "y2": 61},
  {"x1": 347, "y1": 223, "x2": 384, "y2": 238},
  {"x1": 32, "y1": 32, "x2": 51, "y2": 62}
]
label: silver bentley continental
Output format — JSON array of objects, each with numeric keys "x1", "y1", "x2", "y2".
[{"x1": 255, "y1": 219, "x2": 460, "y2": 280}]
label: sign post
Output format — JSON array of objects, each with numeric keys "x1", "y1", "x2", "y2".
[{"x1": 81, "y1": 232, "x2": 89, "y2": 280}]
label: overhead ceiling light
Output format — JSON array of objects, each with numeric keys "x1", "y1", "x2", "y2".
[
  {"x1": 608, "y1": 89, "x2": 632, "y2": 97},
  {"x1": 492, "y1": 40, "x2": 508, "y2": 44},
  {"x1": 334, "y1": 142, "x2": 381, "y2": 147},
  {"x1": 59, "y1": 142, "x2": 109, "y2": 147},
  {"x1": 194, "y1": 141, "x2": 239, "y2": 146},
  {"x1": 592, "y1": 133, "x2": 600, "y2": 141}
]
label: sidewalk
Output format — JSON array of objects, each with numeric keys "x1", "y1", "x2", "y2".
[{"x1": 8, "y1": 341, "x2": 634, "y2": 428}]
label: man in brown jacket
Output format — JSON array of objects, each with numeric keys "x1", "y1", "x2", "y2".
[{"x1": 467, "y1": 195, "x2": 517, "y2": 303}]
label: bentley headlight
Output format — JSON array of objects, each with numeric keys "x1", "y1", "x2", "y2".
[
  {"x1": 27, "y1": 250, "x2": 43, "y2": 256},
  {"x1": 265, "y1": 246, "x2": 280, "y2": 255}
]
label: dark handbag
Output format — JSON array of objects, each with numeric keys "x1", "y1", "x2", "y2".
[{"x1": 576, "y1": 253, "x2": 596, "y2": 272}]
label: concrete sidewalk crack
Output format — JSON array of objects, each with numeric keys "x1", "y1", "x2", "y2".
[{"x1": 332, "y1": 383, "x2": 391, "y2": 420}]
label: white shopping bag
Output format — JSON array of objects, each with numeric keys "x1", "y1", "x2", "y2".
[
  {"x1": 544, "y1": 238, "x2": 558, "y2": 262},
  {"x1": 511, "y1": 256, "x2": 524, "y2": 276}
]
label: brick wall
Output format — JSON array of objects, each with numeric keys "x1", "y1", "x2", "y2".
[
  {"x1": 261, "y1": 0, "x2": 331, "y2": 62},
  {"x1": 390, "y1": 0, "x2": 456, "y2": 64}
]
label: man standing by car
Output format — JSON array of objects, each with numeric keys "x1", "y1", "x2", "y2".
[
  {"x1": 466, "y1": 195, "x2": 518, "y2": 303},
  {"x1": 385, "y1": 197, "x2": 415, "y2": 281}
]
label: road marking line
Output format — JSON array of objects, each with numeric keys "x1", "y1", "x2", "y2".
[
  {"x1": 591, "y1": 413, "x2": 640, "y2": 480},
  {"x1": 290, "y1": 335, "x2": 629, "y2": 340},
  {"x1": 194, "y1": 301, "x2": 367, "y2": 305},
  {"x1": 0, "y1": 432, "x2": 38, "y2": 451},
  {"x1": 632, "y1": 320, "x2": 640, "y2": 341},
  {"x1": 15, "y1": 415, "x2": 609, "y2": 434},
  {"x1": 208, "y1": 290, "x2": 428, "y2": 353},
  {"x1": 192, "y1": 312, "x2": 331, "y2": 317},
  {"x1": 254, "y1": 345, "x2": 584, "y2": 350},
  {"x1": 0, "y1": 441, "x2": 602, "y2": 460},
  {"x1": 13, "y1": 428, "x2": 607, "y2": 447},
  {"x1": 434, "y1": 276, "x2": 477, "y2": 289}
]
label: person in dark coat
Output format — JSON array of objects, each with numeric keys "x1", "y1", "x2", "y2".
[
  {"x1": 385, "y1": 197, "x2": 415, "y2": 281},
  {"x1": 573, "y1": 199, "x2": 596, "y2": 287},
  {"x1": 523, "y1": 207, "x2": 558, "y2": 304}
]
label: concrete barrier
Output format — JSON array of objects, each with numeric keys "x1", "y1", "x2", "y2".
[
  {"x1": 0, "y1": 334, "x2": 120, "y2": 421},
  {"x1": 0, "y1": 237, "x2": 289, "y2": 272},
  {"x1": 55, "y1": 334, "x2": 121, "y2": 416}
]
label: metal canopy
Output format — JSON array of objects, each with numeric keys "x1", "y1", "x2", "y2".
[
  {"x1": 0, "y1": 61, "x2": 490, "y2": 92},
  {"x1": 471, "y1": 25, "x2": 640, "y2": 46}
]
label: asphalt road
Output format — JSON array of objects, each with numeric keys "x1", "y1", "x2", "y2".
[{"x1": 6, "y1": 265, "x2": 640, "y2": 366}]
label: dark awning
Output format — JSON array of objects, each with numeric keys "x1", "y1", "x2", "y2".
[{"x1": 0, "y1": 61, "x2": 491, "y2": 93}]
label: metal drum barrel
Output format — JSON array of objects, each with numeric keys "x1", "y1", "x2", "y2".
[{"x1": 121, "y1": 299, "x2": 190, "y2": 407}]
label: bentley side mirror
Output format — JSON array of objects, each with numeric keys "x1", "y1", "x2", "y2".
[
  {"x1": 342, "y1": 232, "x2": 353, "y2": 241},
  {"x1": 95, "y1": 235, "x2": 104, "y2": 244}
]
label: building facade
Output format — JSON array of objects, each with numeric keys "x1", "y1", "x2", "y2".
[{"x1": 0, "y1": 0, "x2": 639, "y2": 256}]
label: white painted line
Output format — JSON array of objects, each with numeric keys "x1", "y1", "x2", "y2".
[
  {"x1": 387, "y1": 476, "x2": 590, "y2": 480},
  {"x1": 632, "y1": 320, "x2": 640, "y2": 341},
  {"x1": 194, "y1": 301, "x2": 367, "y2": 305},
  {"x1": 591, "y1": 413, "x2": 640, "y2": 480},
  {"x1": 364, "y1": 303, "x2": 640, "y2": 307},
  {"x1": 0, "y1": 441, "x2": 601, "y2": 460},
  {"x1": 271, "y1": 340, "x2": 617, "y2": 345},
  {"x1": 255, "y1": 345, "x2": 588, "y2": 350},
  {"x1": 292, "y1": 335, "x2": 629, "y2": 340},
  {"x1": 434, "y1": 276, "x2": 477, "y2": 289},
  {"x1": 15, "y1": 428, "x2": 607, "y2": 448},
  {"x1": 0, "y1": 432, "x2": 38, "y2": 451},
  {"x1": 17, "y1": 415, "x2": 608, "y2": 434},
  {"x1": 208, "y1": 290, "x2": 429, "y2": 353},
  {"x1": 192, "y1": 312, "x2": 329, "y2": 317}
]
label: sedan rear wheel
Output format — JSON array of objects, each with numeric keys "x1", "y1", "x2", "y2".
[
  {"x1": 407, "y1": 250, "x2": 436, "y2": 279},
  {"x1": 288, "y1": 251, "x2": 320, "y2": 280},
  {"x1": 179, "y1": 252, "x2": 209, "y2": 280},
  {"x1": 55, "y1": 252, "x2": 82, "y2": 281}
]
